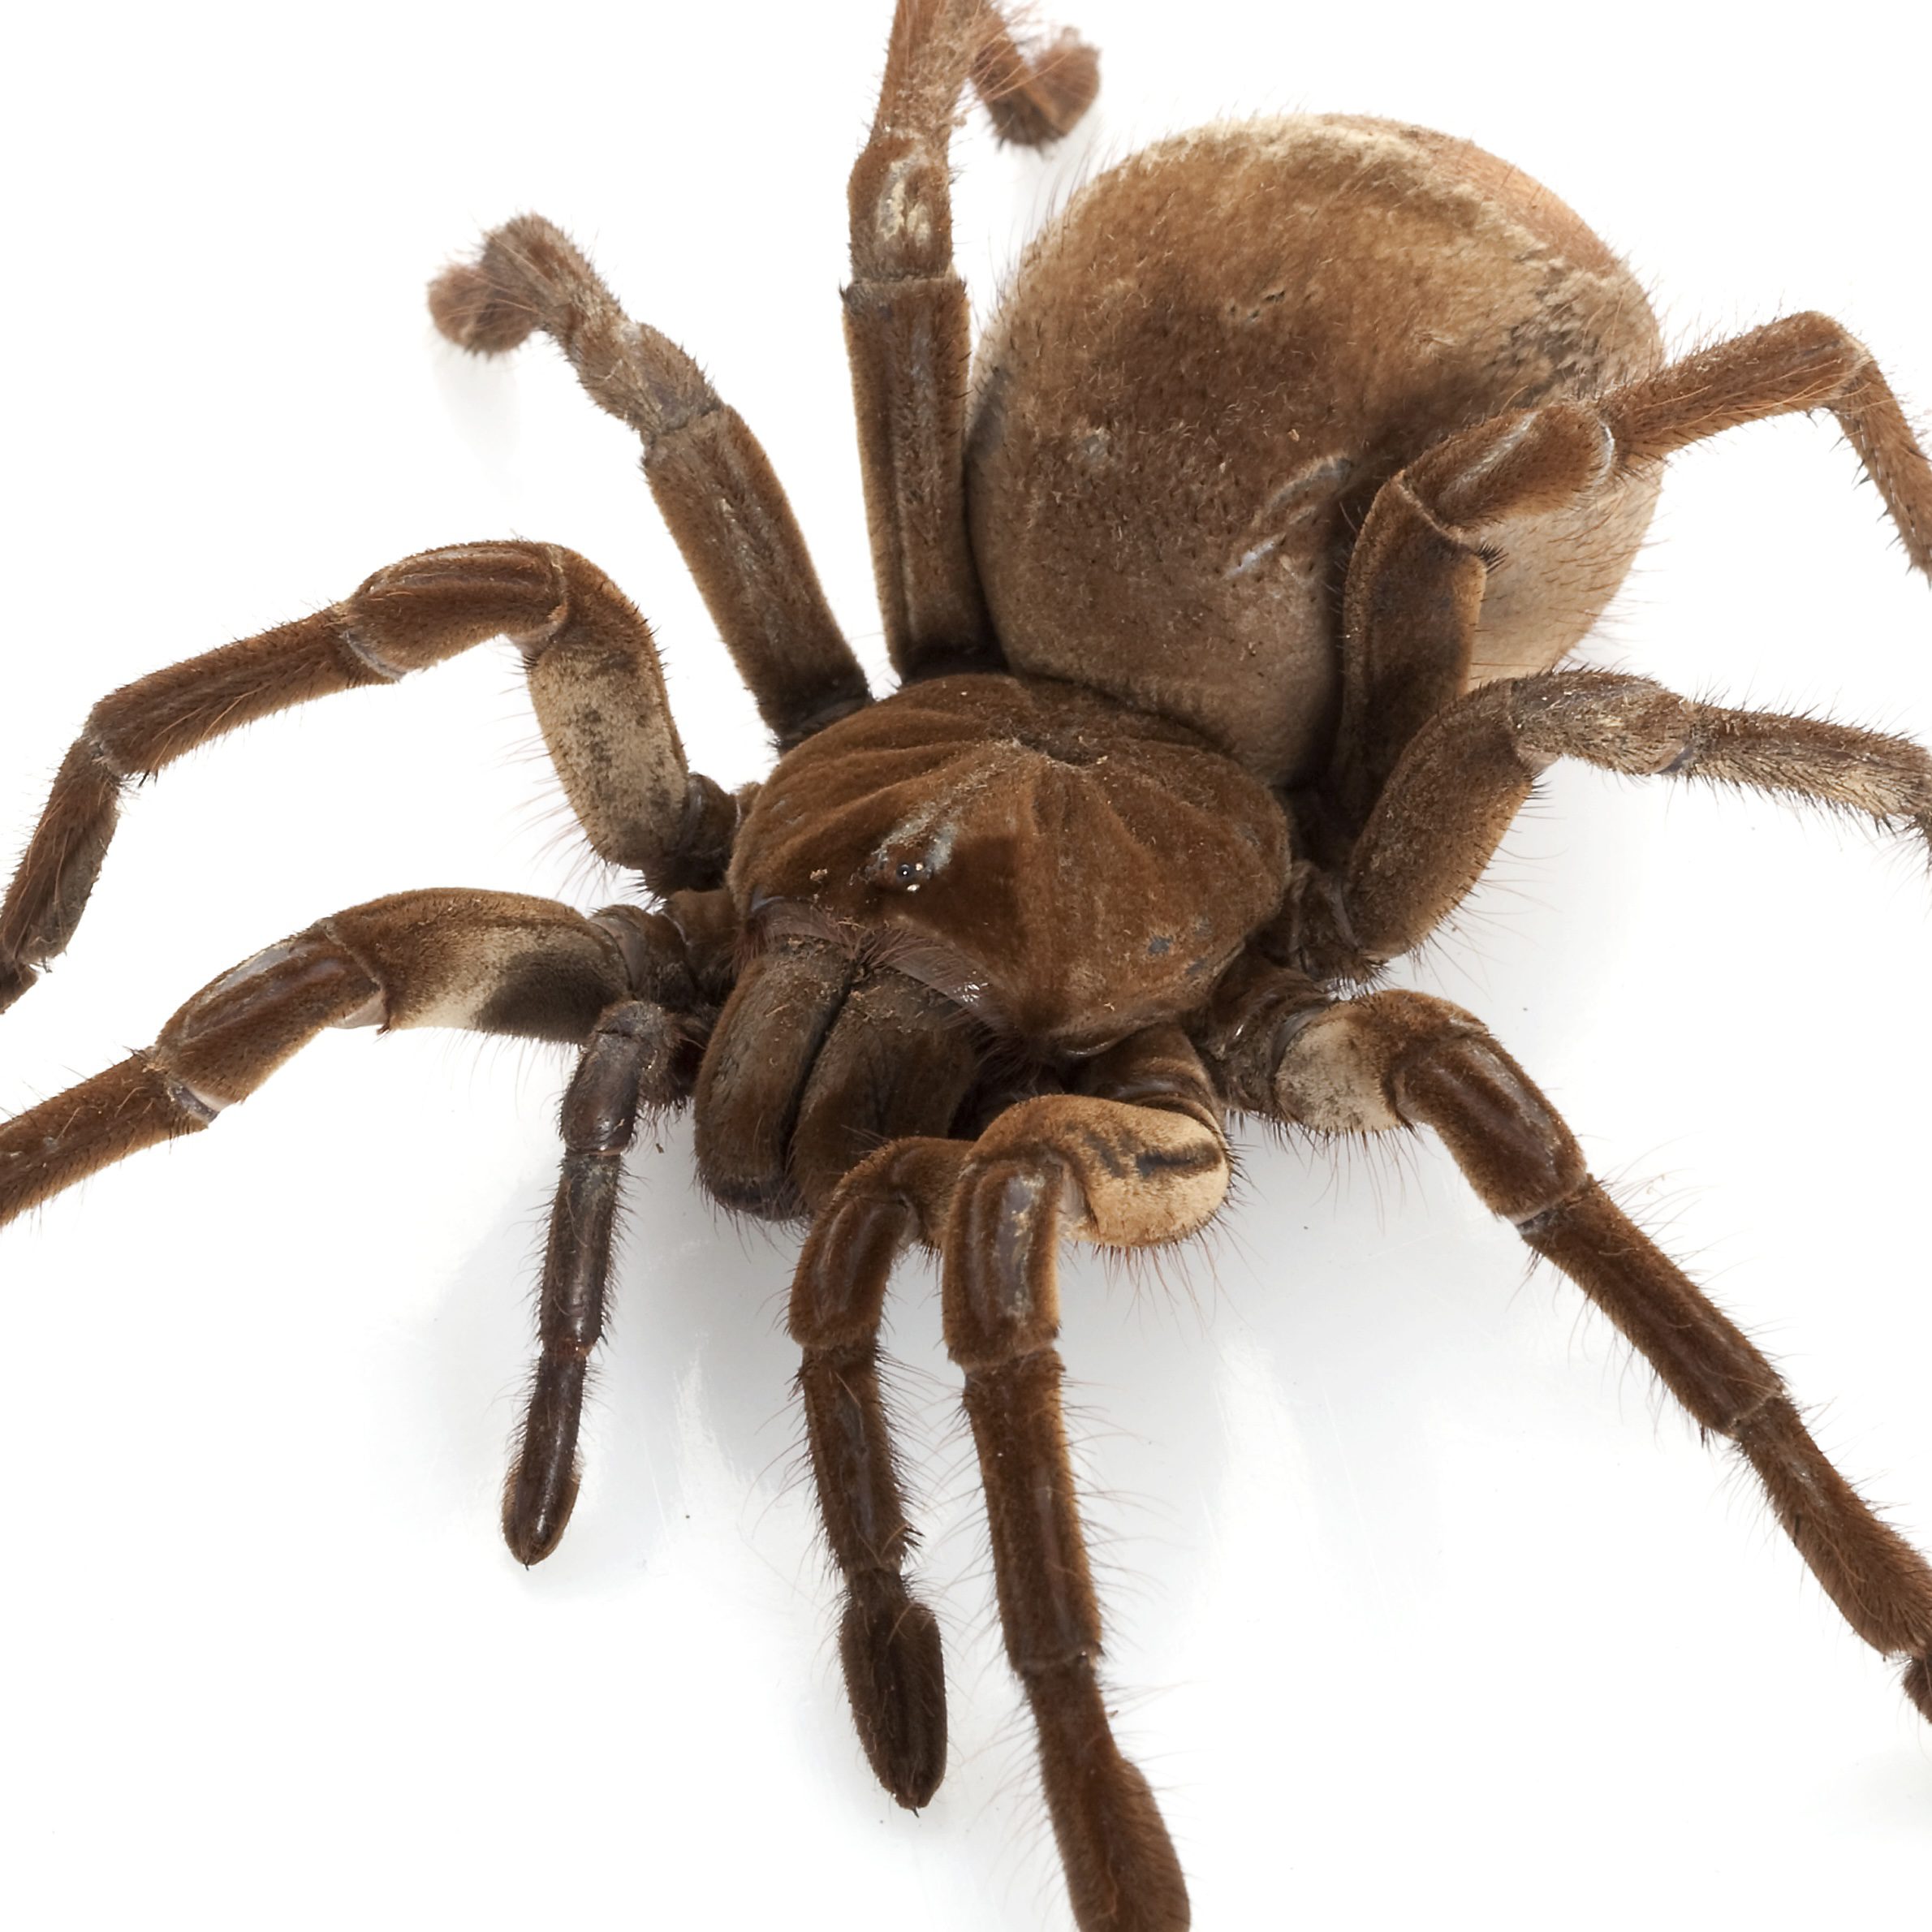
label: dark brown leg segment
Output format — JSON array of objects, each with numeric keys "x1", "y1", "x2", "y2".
[
  {"x1": 945, "y1": 1155, "x2": 1189, "y2": 1932},
  {"x1": 505, "y1": 997, "x2": 687, "y2": 1565},
  {"x1": 789, "y1": 1136, "x2": 962, "y2": 1809},
  {"x1": 1, "y1": 891, "x2": 695, "y2": 1571},
  {"x1": 0, "y1": 544, "x2": 734, "y2": 1012},
  {"x1": 791, "y1": 1026, "x2": 1223, "y2": 1932},
  {"x1": 0, "y1": 890, "x2": 659, "y2": 1227},
  {"x1": 1307, "y1": 670, "x2": 1932, "y2": 976},
  {"x1": 1249, "y1": 984, "x2": 1932, "y2": 1723},
  {"x1": 1332, "y1": 313, "x2": 1932, "y2": 822},
  {"x1": 774, "y1": 970, "x2": 983, "y2": 1803},
  {"x1": 429, "y1": 218, "x2": 867, "y2": 748},
  {"x1": 847, "y1": 0, "x2": 1096, "y2": 681}
]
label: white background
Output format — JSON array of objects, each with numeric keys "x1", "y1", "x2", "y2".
[{"x1": 3, "y1": 2, "x2": 1930, "y2": 1926}]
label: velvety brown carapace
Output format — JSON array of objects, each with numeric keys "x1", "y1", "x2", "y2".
[{"x1": 5, "y1": 5, "x2": 1932, "y2": 1929}]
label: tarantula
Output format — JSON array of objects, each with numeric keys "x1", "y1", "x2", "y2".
[{"x1": 5, "y1": 2, "x2": 1931, "y2": 1927}]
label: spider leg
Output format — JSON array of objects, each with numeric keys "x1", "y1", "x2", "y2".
[
  {"x1": 428, "y1": 218, "x2": 867, "y2": 748},
  {"x1": 0, "y1": 888, "x2": 696, "y2": 1564},
  {"x1": 506, "y1": 995, "x2": 687, "y2": 1564},
  {"x1": 780, "y1": 969, "x2": 986, "y2": 1801},
  {"x1": 847, "y1": 1, "x2": 1098, "y2": 680},
  {"x1": 968, "y1": 2, "x2": 1101, "y2": 146},
  {"x1": 0, "y1": 543, "x2": 733, "y2": 1013},
  {"x1": 1602, "y1": 317, "x2": 1931, "y2": 559},
  {"x1": 791, "y1": 1024, "x2": 1220, "y2": 1932},
  {"x1": 1295, "y1": 669, "x2": 1932, "y2": 977},
  {"x1": 1331, "y1": 313, "x2": 1932, "y2": 821},
  {"x1": 1218, "y1": 972, "x2": 1932, "y2": 1723},
  {"x1": 0, "y1": 887, "x2": 662, "y2": 1223},
  {"x1": 790, "y1": 1133, "x2": 958, "y2": 1810}
]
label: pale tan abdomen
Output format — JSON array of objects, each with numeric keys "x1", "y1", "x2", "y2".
[{"x1": 966, "y1": 115, "x2": 1663, "y2": 786}]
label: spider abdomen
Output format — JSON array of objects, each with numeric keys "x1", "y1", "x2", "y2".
[{"x1": 966, "y1": 114, "x2": 1664, "y2": 787}]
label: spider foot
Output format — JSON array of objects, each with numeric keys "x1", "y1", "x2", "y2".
[
  {"x1": 0, "y1": 960, "x2": 32, "y2": 1016},
  {"x1": 1905, "y1": 1654, "x2": 1932, "y2": 1724},
  {"x1": 972, "y1": 26, "x2": 1100, "y2": 148},
  {"x1": 1029, "y1": 1660, "x2": 1188, "y2": 1932},
  {"x1": 840, "y1": 1569, "x2": 947, "y2": 1809},
  {"x1": 501, "y1": 1438, "x2": 582, "y2": 1568},
  {"x1": 427, "y1": 253, "x2": 538, "y2": 356}
]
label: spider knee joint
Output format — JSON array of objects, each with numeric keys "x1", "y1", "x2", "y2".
[
  {"x1": 332, "y1": 613, "x2": 412, "y2": 683},
  {"x1": 849, "y1": 138, "x2": 951, "y2": 281},
  {"x1": 157, "y1": 1070, "x2": 226, "y2": 1123},
  {"x1": 153, "y1": 932, "x2": 382, "y2": 1109},
  {"x1": 72, "y1": 723, "x2": 135, "y2": 784},
  {"x1": 1723, "y1": 1387, "x2": 1791, "y2": 1443},
  {"x1": 1508, "y1": 675, "x2": 1693, "y2": 775}
]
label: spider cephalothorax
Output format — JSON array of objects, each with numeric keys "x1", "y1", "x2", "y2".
[
  {"x1": 732, "y1": 675, "x2": 1288, "y2": 1032},
  {"x1": 5, "y1": 4, "x2": 1932, "y2": 1929}
]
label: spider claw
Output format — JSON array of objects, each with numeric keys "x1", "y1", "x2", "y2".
[{"x1": 839, "y1": 1573, "x2": 947, "y2": 1809}]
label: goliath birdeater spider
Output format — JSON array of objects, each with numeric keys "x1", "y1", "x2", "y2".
[{"x1": 5, "y1": 4, "x2": 1931, "y2": 1928}]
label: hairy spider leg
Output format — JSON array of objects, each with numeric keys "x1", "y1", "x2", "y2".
[
  {"x1": 790, "y1": 1134, "x2": 957, "y2": 1811},
  {"x1": 0, "y1": 888, "x2": 700, "y2": 1568},
  {"x1": 726, "y1": 958, "x2": 982, "y2": 1802},
  {"x1": 846, "y1": 0, "x2": 1098, "y2": 680},
  {"x1": 1296, "y1": 669, "x2": 1932, "y2": 980},
  {"x1": 1331, "y1": 312, "x2": 1932, "y2": 823},
  {"x1": 506, "y1": 995, "x2": 688, "y2": 1563},
  {"x1": 1216, "y1": 976, "x2": 1932, "y2": 1724},
  {"x1": 428, "y1": 215, "x2": 869, "y2": 748},
  {"x1": 966, "y1": 0, "x2": 1101, "y2": 146},
  {"x1": 0, "y1": 544, "x2": 734, "y2": 1013},
  {"x1": 791, "y1": 1024, "x2": 1223, "y2": 1932}
]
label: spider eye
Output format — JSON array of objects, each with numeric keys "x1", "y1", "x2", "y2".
[{"x1": 865, "y1": 843, "x2": 942, "y2": 892}]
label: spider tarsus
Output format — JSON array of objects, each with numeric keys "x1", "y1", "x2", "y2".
[
  {"x1": 839, "y1": 1572, "x2": 947, "y2": 1809},
  {"x1": 1027, "y1": 1660, "x2": 1188, "y2": 1932},
  {"x1": 427, "y1": 260, "x2": 535, "y2": 356},
  {"x1": 0, "y1": 960, "x2": 32, "y2": 1015},
  {"x1": 1904, "y1": 1654, "x2": 1932, "y2": 1723},
  {"x1": 972, "y1": 29, "x2": 1100, "y2": 149},
  {"x1": 502, "y1": 1455, "x2": 581, "y2": 1567}
]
